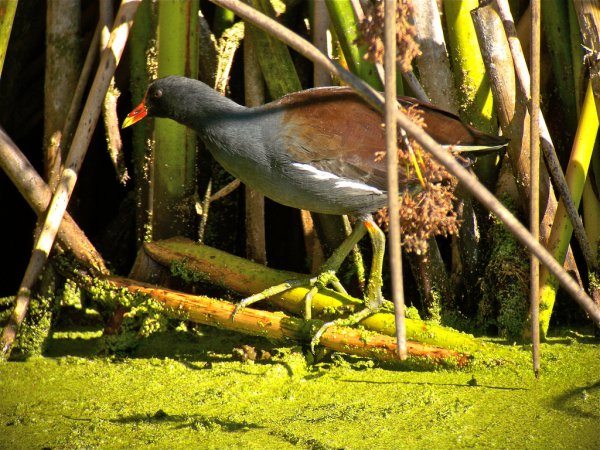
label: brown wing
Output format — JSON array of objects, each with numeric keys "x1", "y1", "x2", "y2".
[
  {"x1": 263, "y1": 87, "x2": 505, "y2": 191},
  {"x1": 396, "y1": 96, "x2": 507, "y2": 149},
  {"x1": 270, "y1": 87, "x2": 400, "y2": 191}
]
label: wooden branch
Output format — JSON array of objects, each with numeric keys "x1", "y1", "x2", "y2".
[
  {"x1": 44, "y1": 0, "x2": 81, "y2": 184},
  {"x1": 100, "y1": 0, "x2": 129, "y2": 185},
  {"x1": 530, "y1": 0, "x2": 541, "y2": 376},
  {"x1": 243, "y1": 30, "x2": 267, "y2": 265},
  {"x1": 0, "y1": 127, "x2": 108, "y2": 274},
  {"x1": 383, "y1": 0, "x2": 407, "y2": 360},
  {"x1": 208, "y1": 178, "x2": 240, "y2": 202},
  {"x1": 105, "y1": 276, "x2": 466, "y2": 365},
  {"x1": 61, "y1": 22, "x2": 101, "y2": 157}
]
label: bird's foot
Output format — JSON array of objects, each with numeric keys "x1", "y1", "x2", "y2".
[
  {"x1": 230, "y1": 269, "x2": 346, "y2": 321},
  {"x1": 301, "y1": 270, "x2": 347, "y2": 319},
  {"x1": 309, "y1": 282, "x2": 385, "y2": 352},
  {"x1": 310, "y1": 305, "x2": 379, "y2": 353}
]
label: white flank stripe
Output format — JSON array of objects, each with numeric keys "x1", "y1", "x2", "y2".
[
  {"x1": 292, "y1": 162, "x2": 338, "y2": 180},
  {"x1": 335, "y1": 179, "x2": 383, "y2": 194},
  {"x1": 292, "y1": 163, "x2": 383, "y2": 194}
]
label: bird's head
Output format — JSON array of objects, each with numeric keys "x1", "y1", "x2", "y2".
[{"x1": 122, "y1": 77, "x2": 181, "y2": 128}]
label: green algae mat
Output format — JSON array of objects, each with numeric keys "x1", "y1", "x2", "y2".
[{"x1": 1, "y1": 326, "x2": 598, "y2": 449}]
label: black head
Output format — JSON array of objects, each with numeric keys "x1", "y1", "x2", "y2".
[
  {"x1": 122, "y1": 76, "x2": 233, "y2": 129},
  {"x1": 122, "y1": 77, "x2": 179, "y2": 128}
]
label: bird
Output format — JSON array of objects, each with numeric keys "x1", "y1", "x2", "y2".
[{"x1": 123, "y1": 76, "x2": 508, "y2": 347}]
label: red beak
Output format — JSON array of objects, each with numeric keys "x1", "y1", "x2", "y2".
[{"x1": 122, "y1": 99, "x2": 148, "y2": 128}]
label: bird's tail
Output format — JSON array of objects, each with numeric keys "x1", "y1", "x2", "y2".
[{"x1": 445, "y1": 131, "x2": 509, "y2": 155}]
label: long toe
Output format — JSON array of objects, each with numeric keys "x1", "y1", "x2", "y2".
[
  {"x1": 309, "y1": 306, "x2": 381, "y2": 352},
  {"x1": 231, "y1": 270, "x2": 349, "y2": 321}
]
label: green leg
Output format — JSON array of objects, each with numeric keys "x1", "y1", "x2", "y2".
[
  {"x1": 320, "y1": 221, "x2": 368, "y2": 273},
  {"x1": 231, "y1": 221, "x2": 368, "y2": 321},
  {"x1": 364, "y1": 217, "x2": 385, "y2": 310},
  {"x1": 311, "y1": 216, "x2": 387, "y2": 351},
  {"x1": 303, "y1": 222, "x2": 367, "y2": 319}
]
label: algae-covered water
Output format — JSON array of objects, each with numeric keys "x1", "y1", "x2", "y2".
[{"x1": 1, "y1": 324, "x2": 598, "y2": 449}]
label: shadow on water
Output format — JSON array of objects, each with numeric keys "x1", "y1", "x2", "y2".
[
  {"x1": 107, "y1": 410, "x2": 264, "y2": 432},
  {"x1": 550, "y1": 379, "x2": 600, "y2": 420},
  {"x1": 44, "y1": 323, "x2": 304, "y2": 377},
  {"x1": 334, "y1": 377, "x2": 528, "y2": 391}
]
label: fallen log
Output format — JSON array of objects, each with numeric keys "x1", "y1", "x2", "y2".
[
  {"x1": 139, "y1": 237, "x2": 481, "y2": 354},
  {"x1": 99, "y1": 276, "x2": 467, "y2": 365}
]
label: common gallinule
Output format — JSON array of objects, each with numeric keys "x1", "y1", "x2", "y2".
[{"x1": 123, "y1": 76, "x2": 507, "y2": 345}]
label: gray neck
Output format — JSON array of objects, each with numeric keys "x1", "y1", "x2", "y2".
[
  {"x1": 154, "y1": 77, "x2": 282, "y2": 183},
  {"x1": 160, "y1": 79, "x2": 257, "y2": 160},
  {"x1": 164, "y1": 80, "x2": 246, "y2": 131}
]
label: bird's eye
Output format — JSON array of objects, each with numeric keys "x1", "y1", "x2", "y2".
[{"x1": 153, "y1": 89, "x2": 163, "y2": 99}]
